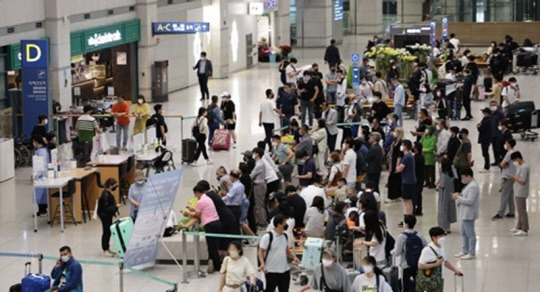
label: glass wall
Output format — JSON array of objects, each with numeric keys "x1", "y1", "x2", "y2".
[{"x1": 433, "y1": 0, "x2": 540, "y2": 22}]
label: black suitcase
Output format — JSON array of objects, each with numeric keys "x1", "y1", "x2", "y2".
[
  {"x1": 182, "y1": 138, "x2": 197, "y2": 163},
  {"x1": 9, "y1": 284, "x2": 21, "y2": 292}
]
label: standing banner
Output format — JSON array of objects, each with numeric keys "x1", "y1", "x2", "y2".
[
  {"x1": 21, "y1": 39, "x2": 50, "y2": 140},
  {"x1": 442, "y1": 17, "x2": 448, "y2": 40},
  {"x1": 123, "y1": 169, "x2": 182, "y2": 267}
]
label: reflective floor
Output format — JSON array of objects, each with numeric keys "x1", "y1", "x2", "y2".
[{"x1": 1, "y1": 35, "x2": 540, "y2": 291}]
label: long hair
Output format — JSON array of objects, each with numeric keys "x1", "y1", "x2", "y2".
[
  {"x1": 363, "y1": 255, "x2": 385, "y2": 281},
  {"x1": 197, "y1": 107, "x2": 207, "y2": 118},
  {"x1": 364, "y1": 210, "x2": 384, "y2": 243},
  {"x1": 312, "y1": 196, "x2": 325, "y2": 213}
]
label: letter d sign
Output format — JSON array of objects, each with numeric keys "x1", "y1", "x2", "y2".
[{"x1": 26, "y1": 44, "x2": 41, "y2": 63}]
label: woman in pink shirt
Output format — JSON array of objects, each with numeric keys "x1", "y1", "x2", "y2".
[{"x1": 183, "y1": 184, "x2": 223, "y2": 272}]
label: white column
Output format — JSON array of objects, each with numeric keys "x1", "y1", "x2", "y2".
[
  {"x1": 297, "y1": 0, "x2": 337, "y2": 47},
  {"x1": 136, "y1": 0, "x2": 158, "y2": 100},
  {"x1": 275, "y1": 0, "x2": 291, "y2": 46},
  {"x1": 397, "y1": 0, "x2": 424, "y2": 23},
  {"x1": 203, "y1": 0, "x2": 229, "y2": 78},
  {"x1": 44, "y1": 0, "x2": 71, "y2": 108},
  {"x1": 351, "y1": 0, "x2": 383, "y2": 35}
]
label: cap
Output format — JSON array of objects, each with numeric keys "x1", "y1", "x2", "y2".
[
  {"x1": 134, "y1": 170, "x2": 146, "y2": 181},
  {"x1": 323, "y1": 248, "x2": 337, "y2": 258},
  {"x1": 481, "y1": 107, "x2": 492, "y2": 114},
  {"x1": 220, "y1": 91, "x2": 230, "y2": 98},
  {"x1": 241, "y1": 150, "x2": 253, "y2": 157}
]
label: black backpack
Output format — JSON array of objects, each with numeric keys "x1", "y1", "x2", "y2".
[
  {"x1": 192, "y1": 118, "x2": 201, "y2": 138},
  {"x1": 384, "y1": 229, "x2": 396, "y2": 263},
  {"x1": 403, "y1": 231, "x2": 424, "y2": 267},
  {"x1": 258, "y1": 231, "x2": 288, "y2": 267},
  {"x1": 146, "y1": 114, "x2": 158, "y2": 127}
]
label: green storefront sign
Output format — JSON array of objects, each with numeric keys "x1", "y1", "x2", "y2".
[{"x1": 7, "y1": 19, "x2": 140, "y2": 70}]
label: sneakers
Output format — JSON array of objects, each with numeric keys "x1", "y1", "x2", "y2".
[
  {"x1": 505, "y1": 213, "x2": 515, "y2": 218},
  {"x1": 207, "y1": 259, "x2": 215, "y2": 274},
  {"x1": 103, "y1": 250, "x2": 116, "y2": 257},
  {"x1": 454, "y1": 252, "x2": 466, "y2": 258},
  {"x1": 510, "y1": 227, "x2": 519, "y2": 233},
  {"x1": 190, "y1": 161, "x2": 199, "y2": 166},
  {"x1": 479, "y1": 169, "x2": 490, "y2": 173},
  {"x1": 513, "y1": 230, "x2": 528, "y2": 236},
  {"x1": 206, "y1": 160, "x2": 213, "y2": 165},
  {"x1": 460, "y1": 254, "x2": 476, "y2": 260},
  {"x1": 36, "y1": 211, "x2": 48, "y2": 218},
  {"x1": 491, "y1": 214, "x2": 504, "y2": 220}
]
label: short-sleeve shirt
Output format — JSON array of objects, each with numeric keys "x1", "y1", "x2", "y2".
[
  {"x1": 259, "y1": 231, "x2": 290, "y2": 273},
  {"x1": 274, "y1": 144, "x2": 292, "y2": 165},
  {"x1": 220, "y1": 256, "x2": 255, "y2": 286},
  {"x1": 156, "y1": 114, "x2": 168, "y2": 137},
  {"x1": 111, "y1": 102, "x2": 130, "y2": 125},
  {"x1": 401, "y1": 153, "x2": 417, "y2": 185},
  {"x1": 196, "y1": 194, "x2": 219, "y2": 225},
  {"x1": 326, "y1": 73, "x2": 338, "y2": 92},
  {"x1": 369, "y1": 227, "x2": 386, "y2": 263},
  {"x1": 277, "y1": 92, "x2": 298, "y2": 117},
  {"x1": 260, "y1": 99, "x2": 278, "y2": 124},
  {"x1": 298, "y1": 79, "x2": 317, "y2": 101},
  {"x1": 310, "y1": 264, "x2": 351, "y2": 291},
  {"x1": 514, "y1": 164, "x2": 530, "y2": 198},
  {"x1": 128, "y1": 183, "x2": 145, "y2": 218},
  {"x1": 419, "y1": 242, "x2": 446, "y2": 278},
  {"x1": 76, "y1": 114, "x2": 98, "y2": 142},
  {"x1": 299, "y1": 158, "x2": 317, "y2": 186},
  {"x1": 343, "y1": 149, "x2": 357, "y2": 185},
  {"x1": 501, "y1": 150, "x2": 516, "y2": 179},
  {"x1": 221, "y1": 100, "x2": 236, "y2": 120},
  {"x1": 285, "y1": 64, "x2": 297, "y2": 84}
]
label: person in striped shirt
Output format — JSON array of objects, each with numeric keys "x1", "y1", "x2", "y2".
[{"x1": 76, "y1": 105, "x2": 102, "y2": 164}]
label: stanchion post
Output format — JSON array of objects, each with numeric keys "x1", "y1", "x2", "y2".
[
  {"x1": 193, "y1": 227, "x2": 204, "y2": 277},
  {"x1": 119, "y1": 261, "x2": 124, "y2": 292},
  {"x1": 180, "y1": 116, "x2": 184, "y2": 142},
  {"x1": 38, "y1": 254, "x2": 43, "y2": 274},
  {"x1": 181, "y1": 230, "x2": 189, "y2": 284}
]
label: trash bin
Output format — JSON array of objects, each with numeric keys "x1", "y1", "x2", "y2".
[{"x1": 269, "y1": 53, "x2": 276, "y2": 63}]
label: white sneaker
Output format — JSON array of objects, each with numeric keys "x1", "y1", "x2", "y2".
[
  {"x1": 510, "y1": 227, "x2": 519, "y2": 233},
  {"x1": 103, "y1": 250, "x2": 116, "y2": 257},
  {"x1": 460, "y1": 254, "x2": 476, "y2": 260},
  {"x1": 513, "y1": 230, "x2": 528, "y2": 236},
  {"x1": 206, "y1": 160, "x2": 213, "y2": 165},
  {"x1": 479, "y1": 169, "x2": 490, "y2": 173},
  {"x1": 191, "y1": 161, "x2": 198, "y2": 167},
  {"x1": 454, "y1": 252, "x2": 466, "y2": 258}
]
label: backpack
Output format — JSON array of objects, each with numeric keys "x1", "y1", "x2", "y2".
[
  {"x1": 329, "y1": 164, "x2": 343, "y2": 187},
  {"x1": 258, "y1": 231, "x2": 288, "y2": 267},
  {"x1": 192, "y1": 118, "x2": 202, "y2": 138},
  {"x1": 146, "y1": 114, "x2": 158, "y2": 127},
  {"x1": 207, "y1": 105, "x2": 215, "y2": 125},
  {"x1": 384, "y1": 229, "x2": 395, "y2": 263},
  {"x1": 403, "y1": 231, "x2": 424, "y2": 267}
]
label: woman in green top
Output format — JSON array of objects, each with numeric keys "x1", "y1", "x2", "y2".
[{"x1": 421, "y1": 125, "x2": 437, "y2": 188}]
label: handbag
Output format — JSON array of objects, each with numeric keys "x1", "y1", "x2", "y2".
[{"x1": 415, "y1": 247, "x2": 443, "y2": 292}]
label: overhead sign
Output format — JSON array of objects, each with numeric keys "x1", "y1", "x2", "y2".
[
  {"x1": 21, "y1": 39, "x2": 50, "y2": 139},
  {"x1": 123, "y1": 170, "x2": 182, "y2": 267},
  {"x1": 152, "y1": 22, "x2": 210, "y2": 35},
  {"x1": 248, "y1": 2, "x2": 264, "y2": 15},
  {"x1": 334, "y1": 0, "x2": 344, "y2": 21}
]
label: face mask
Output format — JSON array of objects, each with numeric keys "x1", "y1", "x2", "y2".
[
  {"x1": 361, "y1": 80, "x2": 367, "y2": 85},
  {"x1": 136, "y1": 180, "x2": 145, "y2": 185},
  {"x1": 490, "y1": 106, "x2": 497, "y2": 112},
  {"x1": 513, "y1": 161, "x2": 519, "y2": 167},
  {"x1": 438, "y1": 237, "x2": 446, "y2": 247},
  {"x1": 504, "y1": 144, "x2": 508, "y2": 150},
  {"x1": 362, "y1": 265, "x2": 374, "y2": 274},
  {"x1": 228, "y1": 250, "x2": 240, "y2": 259},
  {"x1": 112, "y1": 186, "x2": 118, "y2": 191},
  {"x1": 44, "y1": 119, "x2": 48, "y2": 125},
  {"x1": 399, "y1": 145, "x2": 404, "y2": 152},
  {"x1": 392, "y1": 66, "x2": 397, "y2": 69},
  {"x1": 425, "y1": 130, "x2": 430, "y2": 135},
  {"x1": 498, "y1": 126, "x2": 503, "y2": 131},
  {"x1": 272, "y1": 142, "x2": 278, "y2": 148},
  {"x1": 305, "y1": 77, "x2": 311, "y2": 82},
  {"x1": 461, "y1": 179, "x2": 468, "y2": 185},
  {"x1": 283, "y1": 224, "x2": 289, "y2": 231},
  {"x1": 436, "y1": 125, "x2": 442, "y2": 131},
  {"x1": 61, "y1": 255, "x2": 70, "y2": 263},
  {"x1": 322, "y1": 259, "x2": 334, "y2": 267}
]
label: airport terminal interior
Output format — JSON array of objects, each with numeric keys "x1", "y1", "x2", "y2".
[{"x1": 1, "y1": 0, "x2": 540, "y2": 291}]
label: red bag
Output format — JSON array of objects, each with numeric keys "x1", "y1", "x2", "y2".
[{"x1": 211, "y1": 129, "x2": 231, "y2": 150}]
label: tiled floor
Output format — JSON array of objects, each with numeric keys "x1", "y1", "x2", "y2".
[{"x1": 1, "y1": 35, "x2": 540, "y2": 291}]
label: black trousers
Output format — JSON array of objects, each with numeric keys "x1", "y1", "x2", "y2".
[
  {"x1": 327, "y1": 133, "x2": 337, "y2": 152},
  {"x1": 367, "y1": 172, "x2": 381, "y2": 193},
  {"x1": 247, "y1": 192, "x2": 257, "y2": 234},
  {"x1": 403, "y1": 267, "x2": 418, "y2": 292},
  {"x1": 414, "y1": 180, "x2": 424, "y2": 214},
  {"x1": 265, "y1": 271, "x2": 290, "y2": 292},
  {"x1": 425, "y1": 165, "x2": 436, "y2": 187},
  {"x1": 204, "y1": 220, "x2": 223, "y2": 271},
  {"x1": 198, "y1": 74, "x2": 209, "y2": 100},
  {"x1": 228, "y1": 205, "x2": 242, "y2": 225},
  {"x1": 100, "y1": 215, "x2": 113, "y2": 251},
  {"x1": 194, "y1": 134, "x2": 209, "y2": 160},
  {"x1": 492, "y1": 137, "x2": 501, "y2": 164},
  {"x1": 463, "y1": 97, "x2": 472, "y2": 118},
  {"x1": 481, "y1": 141, "x2": 490, "y2": 170},
  {"x1": 267, "y1": 179, "x2": 280, "y2": 197},
  {"x1": 263, "y1": 123, "x2": 274, "y2": 151}
]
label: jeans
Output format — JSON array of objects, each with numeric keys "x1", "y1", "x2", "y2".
[
  {"x1": 327, "y1": 91, "x2": 337, "y2": 104},
  {"x1": 115, "y1": 124, "x2": 129, "y2": 148},
  {"x1": 403, "y1": 267, "x2": 418, "y2": 292},
  {"x1": 278, "y1": 164, "x2": 294, "y2": 183},
  {"x1": 515, "y1": 197, "x2": 529, "y2": 232},
  {"x1": 208, "y1": 122, "x2": 219, "y2": 146},
  {"x1": 198, "y1": 73, "x2": 210, "y2": 100},
  {"x1": 300, "y1": 100, "x2": 314, "y2": 126},
  {"x1": 497, "y1": 178, "x2": 515, "y2": 216},
  {"x1": 194, "y1": 134, "x2": 209, "y2": 161},
  {"x1": 327, "y1": 133, "x2": 337, "y2": 152},
  {"x1": 481, "y1": 141, "x2": 490, "y2": 170},
  {"x1": 461, "y1": 219, "x2": 476, "y2": 256},
  {"x1": 263, "y1": 123, "x2": 275, "y2": 151},
  {"x1": 204, "y1": 220, "x2": 223, "y2": 271},
  {"x1": 394, "y1": 104, "x2": 403, "y2": 126},
  {"x1": 100, "y1": 215, "x2": 113, "y2": 251},
  {"x1": 265, "y1": 271, "x2": 290, "y2": 292}
]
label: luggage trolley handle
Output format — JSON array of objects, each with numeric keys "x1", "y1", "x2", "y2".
[
  {"x1": 454, "y1": 274, "x2": 464, "y2": 292},
  {"x1": 24, "y1": 261, "x2": 31, "y2": 276}
]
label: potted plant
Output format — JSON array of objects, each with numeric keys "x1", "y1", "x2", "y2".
[{"x1": 279, "y1": 45, "x2": 292, "y2": 58}]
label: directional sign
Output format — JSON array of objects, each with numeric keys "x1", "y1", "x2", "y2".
[
  {"x1": 442, "y1": 17, "x2": 448, "y2": 40},
  {"x1": 352, "y1": 67, "x2": 360, "y2": 86},
  {"x1": 352, "y1": 53, "x2": 360, "y2": 63},
  {"x1": 152, "y1": 22, "x2": 210, "y2": 35}
]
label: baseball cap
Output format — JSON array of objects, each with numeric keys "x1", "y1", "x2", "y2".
[{"x1": 241, "y1": 150, "x2": 253, "y2": 157}]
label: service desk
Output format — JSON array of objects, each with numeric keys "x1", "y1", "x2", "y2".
[
  {"x1": 33, "y1": 177, "x2": 72, "y2": 233},
  {"x1": 87, "y1": 154, "x2": 135, "y2": 203}
]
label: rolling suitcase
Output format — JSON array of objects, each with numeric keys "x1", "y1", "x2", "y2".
[
  {"x1": 301, "y1": 237, "x2": 324, "y2": 271},
  {"x1": 181, "y1": 138, "x2": 197, "y2": 163},
  {"x1": 211, "y1": 129, "x2": 231, "y2": 151},
  {"x1": 110, "y1": 217, "x2": 134, "y2": 258},
  {"x1": 382, "y1": 256, "x2": 401, "y2": 292},
  {"x1": 454, "y1": 274, "x2": 465, "y2": 292},
  {"x1": 9, "y1": 284, "x2": 21, "y2": 292},
  {"x1": 21, "y1": 262, "x2": 51, "y2": 292}
]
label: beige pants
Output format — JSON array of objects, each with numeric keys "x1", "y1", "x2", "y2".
[
  {"x1": 515, "y1": 196, "x2": 529, "y2": 232},
  {"x1": 222, "y1": 286, "x2": 242, "y2": 292},
  {"x1": 353, "y1": 239, "x2": 366, "y2": 269}
]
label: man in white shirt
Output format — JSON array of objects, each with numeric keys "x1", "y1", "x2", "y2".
[
  {"x1": 300, "y1": 177, "x2": 328, "y2": 207},
  {"x1": 285, "y1": 58, "x2": 300, "y2": 86},
  {"x1": 449, "y1": 33, "x2": 460, "y2": 53},
  {"x1": 260, "y1": 89, "x2": 283, "y2": 152},
  {"x1": 501, "y1": 77, "x2": 520, "y2": 109},
  {"x1": 341, "y1": 138, "x2": 357, "y2": 188},
  {"x1": 392, "y1": 77, "x2": 406, "y2": 127}
]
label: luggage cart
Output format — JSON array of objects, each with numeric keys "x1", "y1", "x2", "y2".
[
  {"x1": 512, "y1": 48, "x2": 539, "y2": 75},
  {"x1": 505, "y1": 101, "x2": 539, "y2": 141}
]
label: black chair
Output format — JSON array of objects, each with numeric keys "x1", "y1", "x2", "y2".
[
  {"x1": 154, "y1": 150, "x2": 176, "y2": 173},
  {"x1": 80, "y1": 170, "x2": 105, "y2": 223},
  {"x1": 50, "y1": 179, "x2": 77, "y2": 227}
]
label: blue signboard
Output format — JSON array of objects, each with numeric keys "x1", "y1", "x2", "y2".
[
  {"x1": 334, "y1": 0, "x2": 344, "y2": 21},
  {"x1": 21, "y1": 39, "x2": 49, "y2": 139},
  {"x1": 352, "y1": 67, "x2": 360, "y2": 86},
  {"x1": 152, "y1": 22, "x2": 210, "y2": 35},
  {"x1": 351, "y1": 53, "x2": 360, "y2": 63},
  {"x1": 442, "y1": 17, "x2": 448, "y2": 40},
  {"x1": 430, "y1": 21, "x2": 437, "y2": 47}
]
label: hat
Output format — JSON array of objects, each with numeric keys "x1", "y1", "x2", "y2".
[
  {"x1": 459, "y1": 128, "x2": 469, "y2": 135},
  {"x1": 134, "y1": 170, "x2": 146, "y2": 181},
  {"x1": 220, "y1": 91, "x2": 230, "y2": 98},
  {"x1": 241, "y1": 150, "x2": 253, "y2": 157},
  {"x1": 323, "y1": 248, "x2": 337, "y2": 258},
  {"x1": 481, "y1": 107, "x2": 492, "y2": 114}
]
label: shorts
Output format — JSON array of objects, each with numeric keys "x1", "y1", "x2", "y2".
[
  {"x1": 401, "y1": 183, "x2": 416, "y2": 200},
  {"x1": 240, "y1": 197, "x2": 249, "y2": 223},
  {"x1": 226, "y1": 123, "x2": 236, "y2": 130}
]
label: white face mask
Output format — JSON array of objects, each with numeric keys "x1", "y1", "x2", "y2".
[
  {"x1": 228, "y1": 250, "x2": 240, "y2": 259},
  {"x1": 513, "y1": 161, "x2": 519, "y2": 167},
  {"x1": 498, "y1": 126, "x2": 503, "y2": 131},
  {"x1": 399, "y1": 145, "x2": 404, "y2": 152},
  {"x1": 490, "y1": 106, "x2": 497, "y2": 112},
  {"x1": 504, "y1": 144, "x2": 508, "y2": 150},
  {"x1": 136, "y1": 180, "x2": 145, "y2": 185},
  {"x1": 420, "y1": 88, "x2": 427, "y2": 93},
  {"x1": 138, "y1": 99, "x2": 144, "y2": 104},
  {"x1": 362, "y1": 265, "x2": 374, "y2": 274},
  {"x1": 272, "y1": 142, "x2": 278, "y2": 147},
  {"x1": 61, "y1": 255, "x2": 70, "y2": 263},
  {"x1": 438, "y1": 237, "x2": 446, "y2": 247},
  {"x1": 322, "y1": 259, "x2": 334, "y2": 267},
  {"x1": 44, "y1": 119, "x2": 48, "y2": 125},
  {"x1": 461, "y1": 179, "x2": 468, "y2": 185}
]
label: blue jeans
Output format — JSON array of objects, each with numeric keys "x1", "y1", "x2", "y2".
[
  {"x1": 208, "y1": 122, "x2": 218, "y2": 145},
  {"x1": 461, "y1": 219, "x2": 476, "y2": 256},
  {"x1": 327, "y1": 91, "x2": 337, "y2": 104},
  {"x1": 394, "y1": 104, "x2": 403, "y2": 126},
  {"x1": 115, "y1": 124, "x2": 129, "y2": 148}
]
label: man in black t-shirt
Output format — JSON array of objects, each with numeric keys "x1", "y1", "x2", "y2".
[
  {"x1": 153, "y1": 104, "x2": 168, "y2": 145},
  {"x1": 297, "y1": 71, "x2": 319, "y2": 127},
  {"x1": 284, "y1": 185, "x2": 306, "y2": 229},
  {"x1": 220, "y1": 92, "x2": 237, "y2": 147}
]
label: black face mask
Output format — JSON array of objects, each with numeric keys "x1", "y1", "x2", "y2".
[
  {"x1": 283, "y1": 224, "x2": 289, "y2": 231},
  {"x1": 458, "y1": 134, "x2": 463, "y2": 140},
  {"x1": 111, "y1": 186, "x2": 118, "y2": 191}
]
